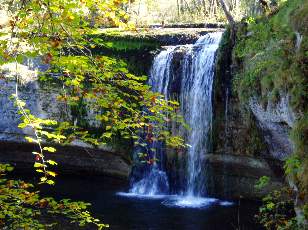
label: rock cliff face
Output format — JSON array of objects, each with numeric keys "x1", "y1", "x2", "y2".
[
  {"x1": 0, "y1": 60, "x2": 131, "y2": 178},
  {"x1": 229, "y1": 0, "x2": 308, "y2": 220},
  {"x1": 206, "y1": 154, "x2": 284, "y2": 199},
  {"x1": 0, "y1": 80, "x2": 68, "y2": 142},
  {"x1": 210, "y1": 30, "x2": 288, "y2": 199},
  {"x1": 249, "y1": 95, "x2": 295, "y2": 160},
  {"x1": 212, "y1": 4, "x2": 308, "y2": 226},
  {"x1": 0, "y1": 141, "x2": 130, "y2": 179}
]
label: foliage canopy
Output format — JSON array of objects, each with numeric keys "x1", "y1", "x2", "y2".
[{"x1": 0, "y1": 0, "x2": 186, "y2": 228}]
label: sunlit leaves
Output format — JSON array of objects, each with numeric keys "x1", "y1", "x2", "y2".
[
  {"x1": 284, "y1": 154, "x2": 302, "y2": 175},
  {"x1": 255, "y1": 176, "x2": 270, "y2": 190},
  {"x1": 4, "y1": 0, "x2": 186, "y2": 183},
  {"x1": 34, "y1": 162, "x2": 44, "y2": 168},
  {"x1": 52, "y1": 53, "x2": 185, "y2": 150},
  {"x1": 43, "y1": 147, "x2": 57, "y2": 153},
  {"x1": 0, "y1": 164, "x2": 106, "y2": 229},
  {"x1": 25, "y1": 136, "x2": 38, "y2": 143},
  {"x1": 11, "y1": 94, "x2": 63, "y2": 185}
]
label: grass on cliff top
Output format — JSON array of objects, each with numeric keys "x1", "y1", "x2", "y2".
[
  {"x1": 92, "y1": 27, "x2": 219, "y2": 37},
  {"x1": 88, "y1": 27, "x2": 220, "y2": 51},
  {"x1": 88, "y1": 28, "x2": 160, "y2": 52},
  {"x1": 97, "y1": 39, "x2": 158, "y2": 52}
]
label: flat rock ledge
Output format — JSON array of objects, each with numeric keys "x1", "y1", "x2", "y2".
[
  {"x1": 206, "y1": 153, "x2": 285, "y2": 200},
  {"x1": 97, "y1": 27, "x2": 225, "y2": 46},
  {"x1": 0, "y1": 141, "x2": 131, "y2": 180}
]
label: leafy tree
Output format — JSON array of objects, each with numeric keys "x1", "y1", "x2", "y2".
[
  {"x1": 0, "y1": 0, "x2": 185, "y2": 181},
  {"x1": 0, "y1": 0, "x2": 186, "y2": 228},
  {"x1": 0, "y1": 164, "x2": 108, "y2": 229}
]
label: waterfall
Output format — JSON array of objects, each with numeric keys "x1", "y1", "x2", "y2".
[
  {"x1": 180, "y1": 32, "x2": 222, "y2": 197},
  {"x1": 128, "y1": 48, "x2": 175, "y2": 196},
  {"x1": 149, "y1": 47, "x2": 176, "y2": 99},
  {"x1": 127, "y1": 32, "x2": 223, "y2": 201}
]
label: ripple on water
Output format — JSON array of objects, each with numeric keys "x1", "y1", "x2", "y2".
[
  {"x1": 117, "y1": 193, "x2": 234, "y2": 209},
  {"x1": 162, "y1": 196, "x2": 218, "y2": 209},
  {"x1": 219, "y1": 201, "x2": 234, "y2": 206},
  {"x1": 116, "y1": 192, "x2": 167, "y2": 200}
]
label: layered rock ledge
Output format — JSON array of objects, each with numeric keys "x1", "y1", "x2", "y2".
[{"x1": 0, "y1": 141, "x2": 130, "y2": 179}]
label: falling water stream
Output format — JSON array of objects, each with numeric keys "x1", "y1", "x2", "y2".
[
  {"x1": 180, "y1": 32, "x2": 222, "y2": 197},
  {"x1": 126, "y1": 48, "x2": 176, "y2": 196},
  {"x1": 119, "y1": 32, "x2": 225, "y2": 208}
]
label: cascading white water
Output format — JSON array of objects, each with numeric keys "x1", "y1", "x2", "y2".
[
  {"x1": 126, "y1": 32, "x2": 223, "y2": 204},
  {"x1": 129, "y1": 134, "x2": 170, "y2": 195},
  {"x1": 128, "y1": 48, "x2": 176, "y2": 196},
  {"x1": 180, "y1": 32, "x2": 222, "y2": 197},
  {"x1": 149, "y1": 47, "x2": 176, "y2": 99}
]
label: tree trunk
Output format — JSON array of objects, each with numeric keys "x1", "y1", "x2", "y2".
[
  {"x1": 218, "y1": 0, "x2": 236, "y2": 46},
  {"x1": 201, "y1": 0, "x2": 207, "y2": 17},
  {"x1": 218, "y1": 0, "x2": 235, "y2": 26},
  {"x1": 180, "y1": 0, "x2": 184, "y2": 14}
]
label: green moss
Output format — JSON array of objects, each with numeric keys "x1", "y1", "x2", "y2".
[
  {"x1": 83, "y1": 35, "x2": 159, "y2": 76},
  {"x1": 99, "y1": 39, "x2": 158, "y2": 52},
  {"x1": 291, "y1": 1, "x2": 308, "y2": 34},
  {"x1": 87, "y1": 33, "x2": 159, "y2": 52},
  {"x1": 213, "y1": 27, "x2": 267, "y2": 156},
  {"x1": 246, "y1": 113, "x2": 267, "y2": 155},
  {"x1": 214, "y1": 26, "x2": 232, "y2": 101},
  {"x1": 234, "y1": 0, "x2": 307, "y2": 112},
  {"x1": 289, "y1": 114, "x2": 308, "y2": 193},
  {"x1": 234, "y1": 0, "x2": 308, "y2": 218}
]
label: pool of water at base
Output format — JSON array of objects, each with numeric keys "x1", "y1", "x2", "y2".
[{"x1": 34, "y1": 175, "x2": 263, "y2": 230}]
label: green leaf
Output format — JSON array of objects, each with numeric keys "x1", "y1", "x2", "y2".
[
  {"x1": 43, "y1": 147, "x2": 56, "y2": 153},
  {"x1": 46, "y1": 160, "x2": 58, "y2": 166},
  {"x1": 34, "y1": 162, "x2": 44, "y2": 168},
  {"x1": 103, "y1": 132, "x2": 112, "y2": 138},
  {"x1": 46, "y1": 180, "x2": 55, "y2": 185},
  {"x1": 18, "y1": 123, "x2": 27, "y2": 129},
  {"x1": 25, "y1": 136, "x2": 37, "y2": 143},
  {"x1": 266, "y1": 202, "x2": 275, "y2": 210},
  {"x1": 47, "y1": 171, "x2": 57, "y2": 177},
  {"x1": 255, "y1": 176, "x2": 270, "y2": 190},
  {"x1": 40, "y1": 177, "x2": 47, "y2": 182}
]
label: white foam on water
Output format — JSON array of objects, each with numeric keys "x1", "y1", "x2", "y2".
[
  {"x1": 116, "y1": 192, "x2": 167, "y2": 200},
  {"x1": 219, "y1": 201, "x2": 234, "y2": 206},
  {"x1": 117, "y1": 192, "x2": 234, "y2": 209},
  {"x1": 162, "y1": 196, "x2": 218, "y2": 209}
]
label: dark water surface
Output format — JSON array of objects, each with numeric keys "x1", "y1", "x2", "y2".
[{"x1": 28, "y1": 175, "x2": 263, "y2": 230}]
